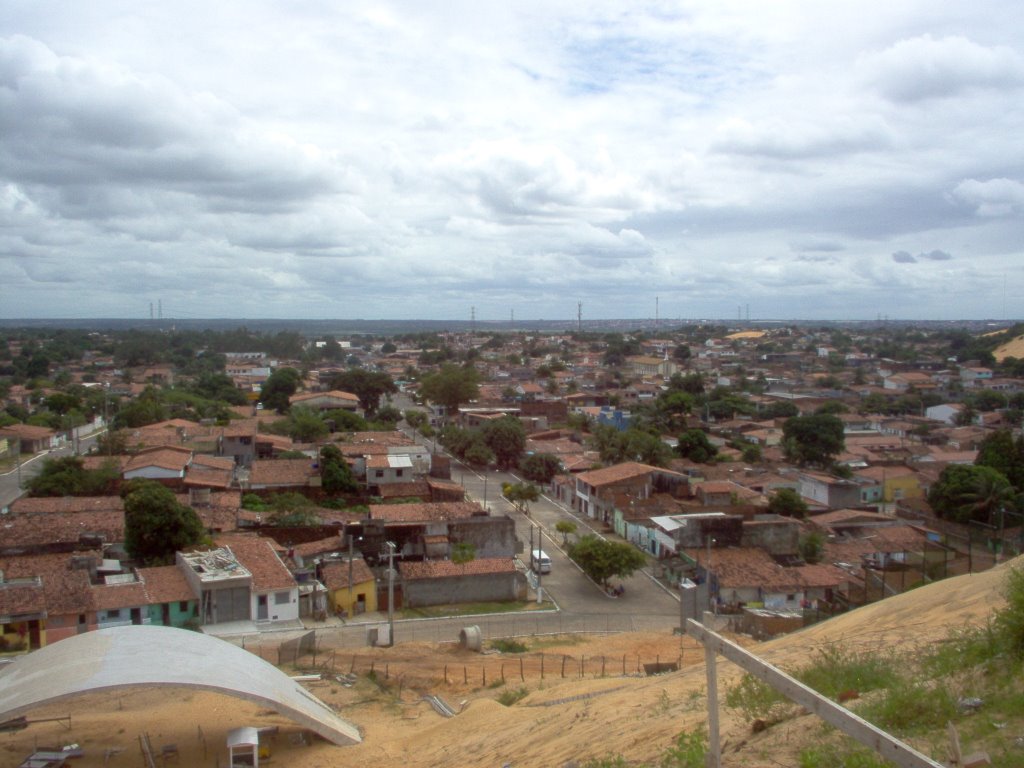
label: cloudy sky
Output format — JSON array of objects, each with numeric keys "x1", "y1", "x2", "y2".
[{"x1": 1, "y1": 2, "x2": 1022, "y2": 322}]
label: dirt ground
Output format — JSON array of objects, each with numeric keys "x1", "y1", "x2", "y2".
[{"x1": 0, "y1": 561, "x2": 1013, "y2": 768}]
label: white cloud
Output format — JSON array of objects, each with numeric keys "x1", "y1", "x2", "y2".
[{"x1": 1, "y1": 3, "x2": 1023, "y2": 320}]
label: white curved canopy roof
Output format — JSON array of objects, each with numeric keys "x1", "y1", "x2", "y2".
[{"x1": 0, "y1": 625, "x2": 361, "y2": 747}]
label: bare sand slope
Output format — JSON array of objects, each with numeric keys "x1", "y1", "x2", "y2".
[{"x1": 1, "y1": 560, "x2": 1014, "y2": 768}]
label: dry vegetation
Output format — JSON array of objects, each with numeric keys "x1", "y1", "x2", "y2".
[{"x1": 1, "y1": 560, "x2": 1016, "y2": 768}]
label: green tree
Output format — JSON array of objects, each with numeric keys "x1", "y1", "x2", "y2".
[
  {"x1": 26, "y1": 456, "x2": 120, "y2": 497},
  {"x1": 482, "y1": 416, "x2": 527, "y2": 469},
  {"x1": 556, "y1": 519, "x2": 577, "y2": 546},
  {"x1": 404, "y1": 409, "x2": 428, "y2": 431},
  {"x1": 799, "y1": 531, "x2": 824, "y2": 563},
  {"x1": 328, "y1": 369, "x2": 397, "y2": 414},
  {"x1": 676, "y1": 428, "x2": 716, "y2": 463},
  {"x1": 503, "y1": 481, "x2": 540, "y2": 514},
  {"x1": 419, "y1": 364, "x2": 479, "y2": 420},
  {"x1": 976, "y1": 429, "x2": 1024, "y2": 492},
  {"x1": 764, "y1": 400, "x2": 799, "y2": 419},
  {"x1": 928, "y1": 464, "x2": 1015, "y2": 524},
  {"x1": 520, "y1": 453, "x2": 563, "y2": 484},
  {"x1": 568, "y1": 535, "x2": 647, "y2": 589},
  {"x1": 320, "y1": 444, "x2": 357, "y2": 495},
  {"x1": 767, "y1": 488, "x2": 809, "y2": 519},
  {"x1": 260, "y1": 367, "x2": 302, "y2": 413},
  {"x1": 123, "y1": 481, "x2": 205, "y2": 565},
  {"x1": 268, "y1": 492, "x2": 319, "y2": 526},
  {"x1": 287, "y1": 406, "x2": 329, "y2": 442},
  {"x1": 782, "y1": 414, "x2": 845, "y2": 467}
]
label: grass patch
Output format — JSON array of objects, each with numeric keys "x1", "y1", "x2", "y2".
[
  {"x1": 490, "y1": 638, "x2": 529, "y2": 653},
  {"x1": 724, "y1": 673, "x2": 786, "y2": 722},
  {"x1": 496, "y1": 686, "x2": 529, "y2": 706},
  {"x1": 854, "y1": 681, "x2": 956, "y2": 734},
  {"x1": 795, "y1": 644, "x2": 900, "y2": 700},
  {"x1": 799, "y1": 739, "x2": 895, "y2": 768}
]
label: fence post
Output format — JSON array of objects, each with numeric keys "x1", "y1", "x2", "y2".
[
  {"x1": 561, "y1": 655, "x2": 567, "y2": 678},
  {"x1": 520, "y1": 657, "x2": 524, "y2": 682},
  {"x1": 540, "y1": 652, "x2": 544, "y2": 680},
  {"x1": 444, "y1": 664, "x2": 448, "y2": 684}
]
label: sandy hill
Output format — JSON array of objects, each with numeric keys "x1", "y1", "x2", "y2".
[
  {"x1": 3, "y1": 561, "x2": 1014, "y2": 768},
  {"x1": 993, "y1": 334, "x2": 1024, "y2": 362}
]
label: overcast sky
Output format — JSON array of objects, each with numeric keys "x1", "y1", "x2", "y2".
[{"x1": 1, "y1": 2, "x2": 1022, "y2": 322}]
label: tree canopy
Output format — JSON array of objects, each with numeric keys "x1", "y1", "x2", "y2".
[
  {"x1": 321, "y1": 444, "x2": 357, "y2": 495},
  {"x1": 123, "y1": 480, "x2": 205, "y2": 565},
  {"x1": 419, "y1": 364, "x2": 479, "y2": 417},
  {"x1": 676, "y1": 428, "x2": 716, "y2": 463},
  {"x1": 568, "y1": 535, "x2": 647, "y2": 589},
  {"x1": 976, "y1": 429, "x2": 1024, "y2": 493},
  {"x1": 327, "y1": 369, "x2": 397, "y2": 414},
  {"x1": 767, "y1": 487, "x2": 809, "y2": 519},
  {"x1": 26, "y1": 455, "x2": 120, "y2": 497},
  {"x1": 260, "y1": 367, "x2": 302, "y2": 413},
  {"x1": 782, "y1": 413, "x2": 845, "y2": 467},
  {"x1": 481, "y1": 416, "x2": 527, "y2": 469},
  {"x1": 519, "y1": 452, "x2": 563, "y2": 484},
  {"x1": 928, "y1": 464, "x2": 1016, "y2": 525}
]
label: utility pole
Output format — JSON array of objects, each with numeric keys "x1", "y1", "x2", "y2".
[
  {"x1": 535, "y1": 524, "x2": 543, "y2": 604},
  {"x1": 385, "y1": 541, "x2": 396, "y2": 646}
]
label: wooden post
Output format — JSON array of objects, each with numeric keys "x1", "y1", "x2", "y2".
[
  {"x1": 444, "y1": 664, "x2": 448, "y2": 684},
  {"x1": 705, "y1": 641, "x2": 720, "y2": 768},
  {"x1": 520, "y1": 657, "x2": 524, "y2": 682},
  {"x1": 687, "y1": 619, "x2": 943, "y2": 768},
  {"x1": 541, "y1": 652, "x2": 544, "y2": 679},
  {"x1": 601, "y1": 656, "x2": 606, "y2": 677},
  {"x1": 561, "y1": 655, "x2": 567, "y2": 678}
]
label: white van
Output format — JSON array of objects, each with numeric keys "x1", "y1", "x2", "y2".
[{"x1": 530, "y1": 549, "x2": 551, "y2": 574}]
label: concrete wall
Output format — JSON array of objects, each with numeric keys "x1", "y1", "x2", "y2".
[
  {"x1": 741, "y1": 517, "x2": 800, "y2": 556},
  {"x1": 402, "y1": 572, "x2": 522, "y2": 607}
]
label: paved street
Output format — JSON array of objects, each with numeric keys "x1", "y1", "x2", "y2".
[
  {"x1": 389, "y1": 392, "x2": 680, "y2": 625},
  {"x1": 0, "y1": 431, "x2": 102, "y2": 509}
]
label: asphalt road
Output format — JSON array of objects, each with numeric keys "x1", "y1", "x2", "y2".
[
  {"x1": 389, "y1": 392, "x2": 681, "y2": 623},
  {"x1": 0, "y1": 431, "x2": 102, "y2": 510}
]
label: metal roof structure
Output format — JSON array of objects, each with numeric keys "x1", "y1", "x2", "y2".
[{"x1": 0, "y1": 625, "x2": 361, "y2": 747}]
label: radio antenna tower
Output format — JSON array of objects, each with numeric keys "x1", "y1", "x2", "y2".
[{"x1": 577, "y1": 301, "x2": 582, "y2": 333}]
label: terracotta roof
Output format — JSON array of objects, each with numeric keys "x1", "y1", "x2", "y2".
[
  {"x1": 249, "y1": 459, "x2": 318, "y2": 486},
  {"x1": 10, "y1": 496, "x2": 124, "y2": 515},
  {"x1": 138, "y1": 565, "x2": 196, "y2": 604},
  {"x1": 321, "y1": 559, "x2": 375, "y2": 590},
  {"x1": 684, "y1": 547, "x2": 848, "y2": 592},
  {"x1": 576, "y1": 462, "x2": 660, "y2": 488},
  {"x1": 400, "y1": 557, "x2": 517, "y2": 579},
  {"x1": 0, "y1": 552, "x2": 98, "y2": 615},
  {"x1": 124, "y1": 448, "x2": 191, "y2": 473},
  {"x1": 1, "y1": 509, "x2": 124, "y2": 549},
  {"x1": 378, "y1": 481, "x2": 431, "y2": 499},
  {"x1": 291, "y1": 536, "x2": 344, "y2": 559},
  {"x1": 216, "y1": 535, "x2": 297, "y2": 592},
  {"x1": 192, "y1": 455, "x2": 235, "y2": 471},
  {"x1": 92, "y1": 580, "x2": 149, "y2": 610},
  {"x1": 0, "y1": 424, "x2": 55, "y2": 439},
  {"x1": 0, "y1": 577, "x2": 47, "y2": 617},
  {"x1": 367, "y1": 501, "x2": 481, "y2": 522},
  {"x1": 290, "y1": 390, "x2": 359, "y2": 404}
]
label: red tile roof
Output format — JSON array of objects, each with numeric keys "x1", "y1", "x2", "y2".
[
  {"x1": 321, "y1": 559, "x2": 375, "y2": 590},
  {"x1": 137, "y1": 565, "x2": 196, "y2": 604},
  {"x1": 249, "y1": 459, "x2": 318, "y2": 486},
  {"x1": 576, "y1": 462, "x2": 659, "y2": 488},
  {"x1": 368, "y1": 501, "x2": 481, "y2": 522},
  {"x1": 10, "y1": 496, "x2": 124, "y2": 515},
  {"x1": 216, "y1": 535, "x2": 297, "y2": 592}
]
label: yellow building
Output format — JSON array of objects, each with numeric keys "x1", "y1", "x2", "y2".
[{"x1": 322, "y1": 559, "x2": 378, "y2": 618}]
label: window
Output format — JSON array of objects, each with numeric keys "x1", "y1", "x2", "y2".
[
  {"x1": 274, "y1": 591, "x2": 290, "y2": 605},
  {"x1": 396, "y1": 468, "x2": 404, "y2": 478},
  {"x1": 179, "y1": 601, "x2": 189, "y2": 612},
  {"x1": 375, "y1": 469, "x2": 384, "y2": 478}
]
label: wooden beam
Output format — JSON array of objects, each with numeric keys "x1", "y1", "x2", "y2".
[{"x1": 686, "y1": 619, "x2": 944, "y2": 768}]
